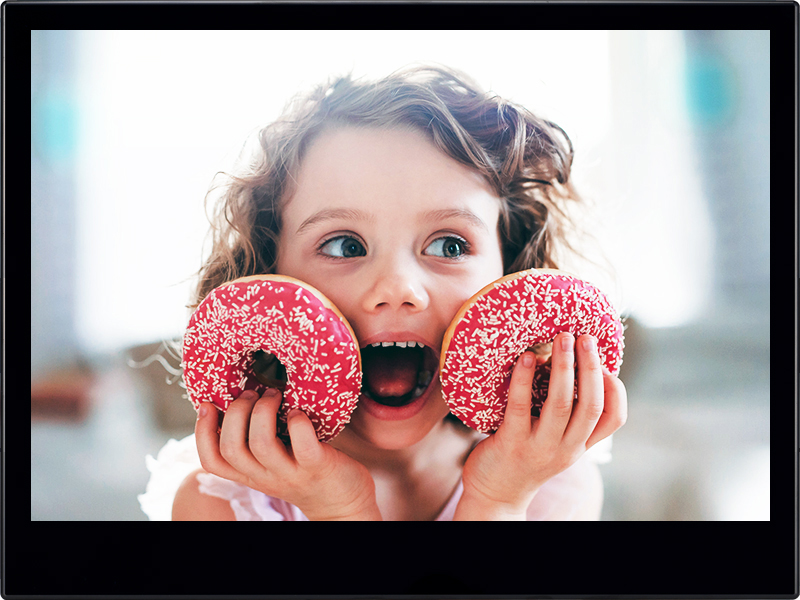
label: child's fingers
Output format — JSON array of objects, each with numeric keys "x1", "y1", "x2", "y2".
[
  {"x1": 500, "y1": 351, "x2": 536, "y2": 438},
  {"x1": 562, "y1": 335, "x2": 605, "y2": 448},
  {"x1": 195, "y1": 401, "x2": 245, "y2": 484},
  {"x1": 217, "y1": 391, "x2": 262, "y2": 474},
  {"x1": 585, "y1": 371, "x2": 628, "y2": 450},
  {"x1": 249, "y1": 388, "x2": 292, "y2": 467},
  {"x1": 536, "y1": 332, "x2": 575, "y2": 447},
  {"x1": 286, "y1": 409, "x2": 324, "y2": 467}
]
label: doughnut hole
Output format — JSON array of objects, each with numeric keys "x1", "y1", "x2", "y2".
[
  {"x1": 252, "y1": 350, "x2": 287, "y2": 392},
  {"x1": 528, "y1": 341, "x2": 553, "y2": 365}
]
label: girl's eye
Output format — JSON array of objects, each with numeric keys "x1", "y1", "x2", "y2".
[
  {"x1": 424, "y1": 236, "x2": 469, "y2": 259},
  {"x1": 318, "y1": 236, "x2": 366, "y2": 258}
]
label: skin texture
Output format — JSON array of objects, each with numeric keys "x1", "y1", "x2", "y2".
[{"x1": 174, "y1": 126, "x2": 627, "y2": 521}]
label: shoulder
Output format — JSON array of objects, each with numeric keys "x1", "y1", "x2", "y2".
[{"x1": 172, "y1": 468, "x2": 237, "y2": 521}]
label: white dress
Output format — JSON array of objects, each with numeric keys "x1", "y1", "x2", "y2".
[{"x1": 138, "y1": 433, "x2": 611, "y2": 521}]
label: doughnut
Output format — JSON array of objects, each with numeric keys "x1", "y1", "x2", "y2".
[
  {"x1": 440, "y1": 268, "x2": 624, "y2": 434},
  {"x1": 181, "y1": 274, "x2": 362, "y2": 442}
]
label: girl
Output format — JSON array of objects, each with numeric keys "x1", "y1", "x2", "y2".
[{"x1": 140, "y1": 65, "x2": 627, "y2": 521}]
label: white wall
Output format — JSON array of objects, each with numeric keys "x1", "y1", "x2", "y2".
[{"x1": 70, "y1": 30, "x2": 711, "y2": 355}]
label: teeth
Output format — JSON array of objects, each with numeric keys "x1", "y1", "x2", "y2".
[{"x1": 368, "y1": 341, "x2": 424, "y2": 348}]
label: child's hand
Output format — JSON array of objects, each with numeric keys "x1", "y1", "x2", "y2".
[
  {"x1": 454, "y1": 332, "x2": 627, "y2": 520},
  {"x1": 195, "y1": 388, "x2": 382, "y2": 520}
]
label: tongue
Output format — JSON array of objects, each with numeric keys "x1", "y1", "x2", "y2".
[{"x1": 363, "y1": 346, "x2": 421, "y2": 398}]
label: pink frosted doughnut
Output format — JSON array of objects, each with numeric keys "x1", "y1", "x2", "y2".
[
  {"x1": 440, "y1": 269, "x2": 624, "y2": 434},
  {"x1": 181, "y1": 275, "x2": 362, "y2": 442}
]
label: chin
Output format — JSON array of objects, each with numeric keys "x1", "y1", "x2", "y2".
[
  {"x1": 359, "y1": 423, "x2": 433, "y2": 451},
  {"x1": 346, "y1": 399, "x2": 451, "y2": 451}
]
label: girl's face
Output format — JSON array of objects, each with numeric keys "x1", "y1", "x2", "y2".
[{"x1": 276, "y1": 126, "x2": 504, "y2": 450}]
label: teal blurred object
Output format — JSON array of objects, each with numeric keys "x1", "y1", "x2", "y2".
[
  {"x1": 685, "y1": 52, "x2": 737, "y2": 127},
  {"x1": 33, "y1": 91, "x2": 78, "y2": 164}
]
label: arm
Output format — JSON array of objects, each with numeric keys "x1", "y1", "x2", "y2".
[
  {"x1": 454, "y1": 332, "x2": 626, "y2": 521},
  {"x1": 172, "y1": 468, "x2": 236, "y2": 521}
]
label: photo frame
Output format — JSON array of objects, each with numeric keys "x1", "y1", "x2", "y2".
[{"x1": 14, "y1": 1, "x2": 796, "y2": 598}]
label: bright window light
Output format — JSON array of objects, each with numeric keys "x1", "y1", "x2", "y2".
[{"x1": 73, "y1": 30, "x2": 708, "y2": 355}]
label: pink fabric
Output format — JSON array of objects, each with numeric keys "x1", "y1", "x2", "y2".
[
  {"x1": 139, "y1": 433, "x2": 610, "y2": 521},
  {"x1": 195, "y1": 470, "x2": 463, "y2": 521}
]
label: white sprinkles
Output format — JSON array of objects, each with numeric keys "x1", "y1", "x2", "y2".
[
  {"x1": 182, "y1": 278, "x2": 362, "y2": 442},
  {"x1": 440, "y1": 271, "x2": 624, "y2": 434}
]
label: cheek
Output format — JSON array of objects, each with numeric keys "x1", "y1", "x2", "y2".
[
  {"x1": 439, "y1": 289, "x2": 471, "y2": 323},
  {"x1": 440, "y1": 266, "x2": 503, "y2": 316},
  {"x1": 309, "y1": 283, "x2": 358, "y2": 327}
]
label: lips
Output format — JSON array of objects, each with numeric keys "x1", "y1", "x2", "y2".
[{"x1": 358, "y1": 371, "x2": 438, "y2": 421}]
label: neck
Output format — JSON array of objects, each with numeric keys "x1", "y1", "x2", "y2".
[{"x1": 331, "y1": 418, "x2": 472, "y2": 477}]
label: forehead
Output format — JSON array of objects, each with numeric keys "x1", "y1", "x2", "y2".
[{"x1": 283, "y1": 126, "x2": 500, "y2": 223}]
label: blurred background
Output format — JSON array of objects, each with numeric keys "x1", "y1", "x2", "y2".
[{"x1": 31, "y1": 30, "x2": 769, "y2": 520}]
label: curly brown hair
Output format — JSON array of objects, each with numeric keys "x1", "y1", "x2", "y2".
[{"x1": 192, "y1": 65, "x2": 586, "y2": 309}]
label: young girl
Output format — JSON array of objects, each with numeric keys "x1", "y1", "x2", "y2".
[{"x1": 139, "y1": 65, "x2": 627, "y2": 521}]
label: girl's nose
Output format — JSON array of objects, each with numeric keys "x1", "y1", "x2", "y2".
[{"x1": 361, "y1": 261, "x2": 429, "y2": 314}]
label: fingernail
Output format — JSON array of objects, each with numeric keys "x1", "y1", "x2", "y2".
[
  {"x1": 560, "y1": 333, "x2": 574, "y2": 352},
  {"x1": 263, "y1": 387, "x2": 280, "y2": 398},
  {"x1": 522, "y1": 353, "x2": 534, "y2": 368},
  {"x1": 239, "y1": 390, "x2": 258, "y2": 401},
  {"x1": 582, "y1": 336, "x2": 596, "y2": 352},
  {"x1": 198, "y1": 404, "x2": 208, "y2": 418}
]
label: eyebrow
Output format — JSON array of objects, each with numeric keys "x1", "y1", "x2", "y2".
[
  {"x1": 420, "y1": 208, "x2": 490, "y2": 233},
  {"x1": 295, "y1": 208, "x2": 376, "y2": 235}
]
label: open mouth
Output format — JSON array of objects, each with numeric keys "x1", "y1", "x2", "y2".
[{"x1": 360, "y1": 342, "x2": 438, "y2": 408}]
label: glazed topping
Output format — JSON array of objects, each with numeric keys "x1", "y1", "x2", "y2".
[
  {"x1": 440, "y1": 270, "x2": 624, "y2": 434},
  {"x1": 182, "y1": 277, "x2": 361, "y2": 442}
]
